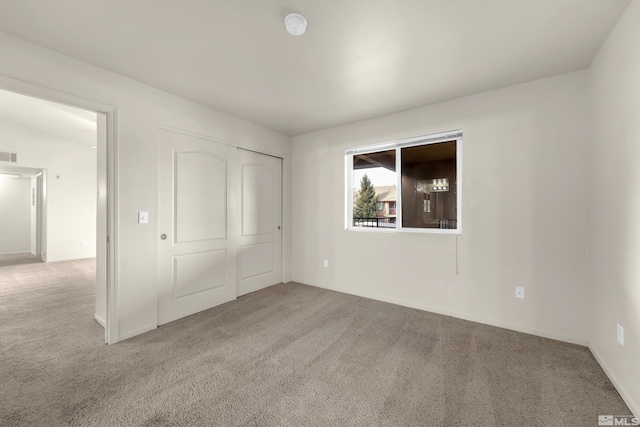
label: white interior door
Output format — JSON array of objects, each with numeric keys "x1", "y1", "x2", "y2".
[
  {"x1": 158, "y1": 129, "x2": 238, "y2": 325},
  {"x1": 237, "y1": 149, "x2": 282, "y2": 296}
]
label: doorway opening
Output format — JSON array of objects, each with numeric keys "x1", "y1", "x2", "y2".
[{"x1": 0, "y1": 83, "x2": 116, "y2": 344}]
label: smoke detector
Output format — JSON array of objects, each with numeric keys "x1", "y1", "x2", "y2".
[{"x1": 285, "y1": 13, "x2": 307, "y2": 36}]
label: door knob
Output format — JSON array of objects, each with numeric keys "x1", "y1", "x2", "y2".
[{"x1": 160, "y1": 234, "x2": 167, "y2": 240}]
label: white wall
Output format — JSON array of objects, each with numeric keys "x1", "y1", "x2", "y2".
[
  {"x1": 292, "y1": 71, "x2": 589, "y2": 344},
  {"x1": 588, "y1": 1, "x2": 640, "y2": 416},
  {"x1": 0, "y1": 177, "x2": 31, "y2": 254},
  {"x1": 0, "y1": 33, "x2": 292, "y2": 341},
  {"x1": 0, "y1": 119, "x2": 96, "y2": 262}
]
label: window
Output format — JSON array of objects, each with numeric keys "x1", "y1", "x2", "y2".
[
  {"x1": 351, "y1": 149, "x2": 397, "y2": 229},
  {"x1": 346, "y1": 130, "x2": 462, "y2": 233}
]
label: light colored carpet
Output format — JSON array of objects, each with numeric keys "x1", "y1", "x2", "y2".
[
  {"x1": 0, "y1": 255, "x2": 631, "y2": 426},
  {"x1": 0, "y1": 252, "x2": 43, "y2": 267}
]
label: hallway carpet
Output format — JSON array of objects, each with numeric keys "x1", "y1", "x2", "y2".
[
  {"x1": 0, "y1": 252, "x2": 43, "y2": 267},
  {"x1": 0, "y1": 256, "x2": 631, "y2": 426}
]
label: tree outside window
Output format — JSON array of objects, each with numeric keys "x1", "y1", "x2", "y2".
[{"x1": 353, "y1": 174, "x2": 376, "y2": 219}]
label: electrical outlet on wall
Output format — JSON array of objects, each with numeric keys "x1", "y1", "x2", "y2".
[
  {"x1": 81, "y1": 240, "x2": 87, "y2": 247},
  {"x1": 323, "y1": 259, "x2": 329, "y2": 268},
  {"x1": 515, "y1": 286, "x2": 525, "y2": 299},
  {"x1": 617, "y1": 323, "x2": 624, "y2": 346}
]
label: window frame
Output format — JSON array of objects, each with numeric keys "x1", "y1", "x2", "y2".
[{"x1": 345, "y1": 129, "x2": 463, "y2": 235}]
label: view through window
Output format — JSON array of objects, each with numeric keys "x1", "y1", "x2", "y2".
[
  {"x1": 347, "y1": 131, "x2": 461, "y2": 233},
  {"x1": 352, "y1": 149, "x2": 397, "y2": 228}
]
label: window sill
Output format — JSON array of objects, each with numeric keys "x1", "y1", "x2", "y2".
[{"x1": 347, "y1": 226, "x2": 461, "y2": 235}]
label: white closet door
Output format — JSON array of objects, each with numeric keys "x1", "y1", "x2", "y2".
[
  {"x1": 157, "y1": 129, "x2": 238, "y2": 325},
  {"x1": 237, "y1": 149, "x2": 282, "y2": 296}
]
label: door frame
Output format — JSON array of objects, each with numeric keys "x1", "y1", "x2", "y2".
[
  {"x1": 0, "y1": 74, "x2": 119, "y2": 344},
  {"x1": 35, "y1": 171, "x2": 45, "y2": 261}
]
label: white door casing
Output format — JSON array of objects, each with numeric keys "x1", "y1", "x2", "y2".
[
  {"x1": 35, "y1": 174, "x2": 43, "y2": 260},
  {"x1": 95, "y1": 112, "x2": 107, "y2": 328},
  {"x1": 237, "y1": 149, "x2": 282, "y2": 296},
  {"x1": 157, "y1": 129, "x2": 238, "y2": 325}
]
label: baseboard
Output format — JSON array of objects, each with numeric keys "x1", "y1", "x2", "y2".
[
  {"x1": 94, "y1": 314, "x2": 106, "y2": 328},
  {"x1": 118, "y1": 323, "x2": 157, "y2": 342},
  {"x1": 589, "y1": 345, "x2": 639, "y2": 417},
  {"x1": 45, "y1": 255, "x2": 97, "y2": 263},
  {"x1": 0, "y1": 251, "x2": 32, "y2": 255},
  {"x1": 294, "y1": 279, "x2": 588, "y2": 347}
]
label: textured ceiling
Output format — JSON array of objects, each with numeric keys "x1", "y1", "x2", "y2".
[
  {"x1": 0, "y1": 89, "x2": 97, "y2": 148},
  {"x1": 0, "y1": 0, "x2": 631, "y2": 136},
  {"x1": 0, "y1": 163, "x2": 43, "y2": 178}
]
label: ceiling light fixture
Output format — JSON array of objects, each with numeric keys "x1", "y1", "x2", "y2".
[{"x1": 285, "y1": 13, "x2": 307, "y2": 36}]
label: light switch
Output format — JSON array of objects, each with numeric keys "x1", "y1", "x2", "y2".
[{"x1": 138, "y1": 211, "x2": 149, "y2": 224}]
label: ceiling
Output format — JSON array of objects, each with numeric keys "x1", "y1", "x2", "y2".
[
  {"x1": 0, "y1": 0, "x2": 630, "y2": 136},
  {"x1": 0, "y1": 88, "x2": 97, "y2": 148},
  {"x1": 0, "y1": 164, "x2": 42, "y2": 178}
]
